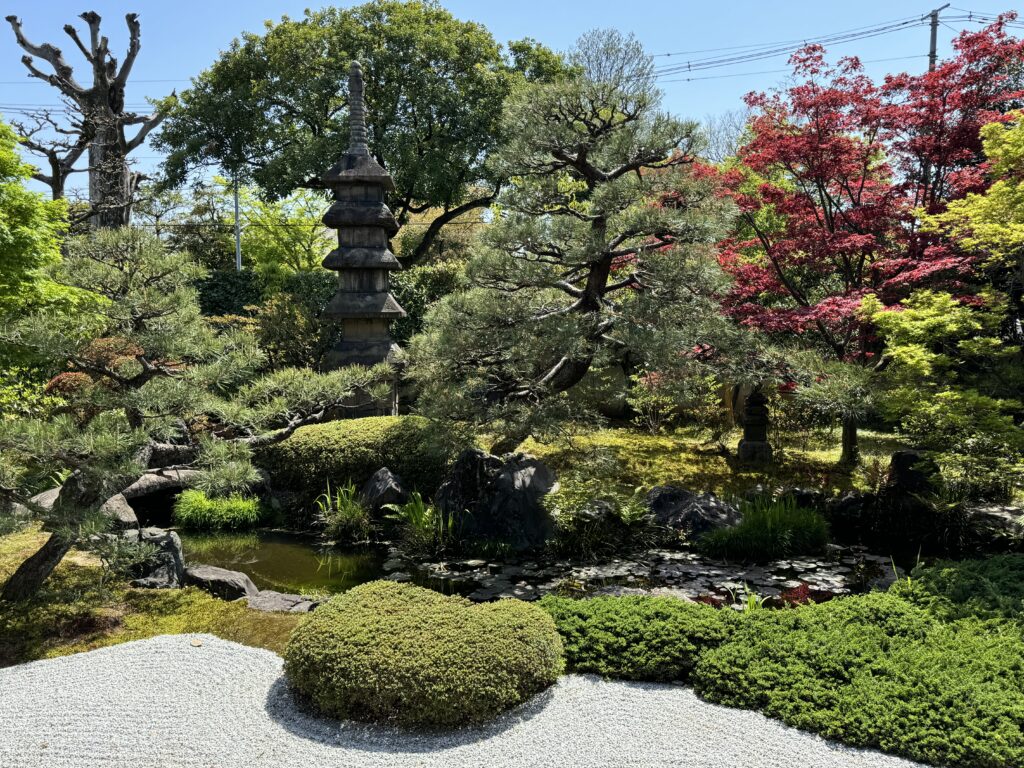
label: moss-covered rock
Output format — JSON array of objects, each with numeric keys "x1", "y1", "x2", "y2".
[{"x1": 283, "y1": 581, "x2": 564, "y2": 728}]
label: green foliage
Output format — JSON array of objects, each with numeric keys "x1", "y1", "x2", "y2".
[
  {"x1": 252, "y1": 271, "x2": 340, "y2": 370},
  {"x1": 546, "y1": 475, "x2": 657, "y2": 559},
  {"x1": 314, "y1": 480, "x2": 370, "y2": 543},
  {"x1": 173, "y1": 490, "x2": 262, "y2": 531},
  {"x1": 390, "y1": 259, "x2": 467, "y2": 345},
  {"x1": 693, "y1": 592, "x2": 1024, "y2": 768},
  {"x1": 196, "y1": 270, "x2": 262, "y2": 316},
  {"x1": 384, "y1": 491, "x2": 453, "y2": 557},
  {"x1": 626, "y1": 372, "x2": 678, "y2": 433},
  {"x1": 156, "y1": 0, "x2": 567, "y2": 254},
  {"x1": 409, "y1": 30, "x2": 736, "y2": 444},
  {"x1": 283, "y1": 581, "x2": 564, "y2": 727},
  {"x1": 0, "y1": 118, "x2": 67, "y2": 319},
  {"x1": 256, "y1": 416, "x2": 457, "y2": 506},
  {"x1": 897, "y1": 554, "x2": 1024, "y2": 623},
  {"x1": 539, "y1": 595, "x2": 735, "y2": 682},
  {"x1": 864, "y1": 290, "x2": 1024, "y2": 500},
  {"x1": 698, "y1": 495, "x2": 829, "y2": 562}
]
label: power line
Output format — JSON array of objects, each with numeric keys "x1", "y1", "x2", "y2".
[{"x1": 658, "y1": 54, "x2": 930, "y2": 84}]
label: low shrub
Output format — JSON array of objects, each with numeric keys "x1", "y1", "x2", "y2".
[
  {"x1": 693, "y1": 592, "x2": 1024, "y2": 768},
  {"x1": 896, "y1": 554, "x2": 1024, "y2": 622},
  {"x1": 173, "y1": 490, "x2": 262, "y2": 531},
  {"x1": 539, "y1": 595, "x2": 735, "y2": 682},
  {"x1": 698, "y1": 494, "x2": 829, "y2": 562},
  {"x1": 256, "y1": 416, "x2": 457, "y2": 507},
  {"x1": 283, "y1": 581, "x2": 563, "y2": 728}
]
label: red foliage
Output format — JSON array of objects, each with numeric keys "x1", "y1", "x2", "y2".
[{"x1": 715, "y1": 16, "x2": 1024, "y2": 362}]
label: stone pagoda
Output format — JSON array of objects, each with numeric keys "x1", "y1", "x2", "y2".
[{"x1": 319, "y1": 61, "x2": 406, "y2": 410}]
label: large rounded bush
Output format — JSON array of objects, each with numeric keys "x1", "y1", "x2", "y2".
[
  {"x1": 256, "y1": 415, "x2": 457, "y2": 499},
  {"x1": 283, "y1": 581, "x2": 564, "y2": 728},
  {"x1": 539, "y1": 595, "x2": 735, "y2": 682}
]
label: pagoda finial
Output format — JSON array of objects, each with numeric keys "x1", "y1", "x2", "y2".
[{"x1": 348, "y1": 60, "x2": 369, "y2": 155}]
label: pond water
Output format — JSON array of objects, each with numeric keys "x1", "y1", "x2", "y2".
[{"x1": 177, "y1": 531, "x2": 388, "y2": 594}]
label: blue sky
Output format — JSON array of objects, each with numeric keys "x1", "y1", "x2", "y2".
[{"x1": 1, "y1": 1, "x2": 1017, "y2": 195}]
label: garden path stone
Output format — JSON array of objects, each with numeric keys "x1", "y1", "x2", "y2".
[{"x1": 0, "y1": 635, "x2": 926, "y2": 768}]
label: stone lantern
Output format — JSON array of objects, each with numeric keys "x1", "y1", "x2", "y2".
[{"x1": 319, "y1": 61, "x2": 405, "y2": 411}]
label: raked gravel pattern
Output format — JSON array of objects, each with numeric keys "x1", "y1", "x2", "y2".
[{"x1": 0, "y1": 634, "x2": 926, "y2": 768}]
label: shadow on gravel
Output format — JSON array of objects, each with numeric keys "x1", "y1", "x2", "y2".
[{"x1": 263, "y1": 676, "x2": 556, "y2": 752}]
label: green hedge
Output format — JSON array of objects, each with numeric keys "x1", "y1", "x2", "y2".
[
  {"x1": 895, "y1": 553, "x2": 1024, "y2": 622},
  {"x1": 283, "y1": 581, "x2": 563, "y2": 728},
  {"x1": 256, "y1": 416, "x2": 456, "y2": 500},
  {"x1": 173, "y1": 490, "x2": 262, "y2": 530},
  {"x1": 539, "y1": 595, "x2": 735, "y2": 682},
  {"x1": 693, "y1": 592, "x2": 1024, "y2": 768}
]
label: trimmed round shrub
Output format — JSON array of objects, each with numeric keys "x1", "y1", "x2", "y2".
[
  {"x1": 197, "y1": 269, "x2": 263, "y2": 316},
  {"x1": 173, "y1": 490, "x2": 262, "y2": 530},
  {"x1": 539, "y1": 595, "x2": 735, "y2": 682},
  {"x1": 255, "y1": 416, "x2": 456, "y2": 501},
  {"x1": 693, "y1": 592, "x2": 1024, "y2": 768},
  {"x1": 283, "y1": 581, "x2": 564, "y2": 728}
]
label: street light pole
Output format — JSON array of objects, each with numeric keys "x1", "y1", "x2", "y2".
[{"x1": 233, "y1": 173, "x2": 242, "y2": 272}]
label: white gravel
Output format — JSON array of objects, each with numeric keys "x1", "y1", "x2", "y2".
[{"x1": 0, "y1": 634, "x2": 925, "y2": 768}]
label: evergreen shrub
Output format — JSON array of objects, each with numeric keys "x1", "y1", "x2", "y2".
[{"x1": 283, "y1": 581, "x2": 563, "y2": 727}]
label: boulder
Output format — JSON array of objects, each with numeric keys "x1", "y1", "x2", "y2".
[
  {"x1": 29, "y1": 487, "x2": 61, "y2": 511},
  {"x1": 884, "y1": 450, "x2": 940, "y2": 495},
  {"x1": 184, "y1": 564, "x2": 259, "y2": 600},
  {"x1": 99, "y1": 493, "x2": 139, "y2": 530},
  {"x1": 963, "y1": 504, "x2": 1024, "y2": 551},
  {"x1": 246, "y1": 590, "x2": 319, "y2": 613},
  {"x1": 360, "y1": 467, "x2": 408, "y2": 514},
  {"x1": 435, "y1": 449, "x2": 558, "y2": 552},
  {"x1": 130, "y1": 527, "x2": 185, "y2": 589},
  {"x1": 645, "y1": 486, "x2": 740, "y2": 536}
]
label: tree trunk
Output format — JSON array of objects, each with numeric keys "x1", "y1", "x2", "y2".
[
  {"x1": 840, "y1": 418, "x2": 860, "y2": 467},
  {"x1": 88, "y1": 116, "x2": 132, "y2": 228},
  {"x1": 0, "y1": 532, "x2": 75, "y2": 602}
]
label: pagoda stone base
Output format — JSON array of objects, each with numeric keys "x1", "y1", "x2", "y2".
[{"x1": 324, "y1": 339, "x2": 401, "y2": 417}]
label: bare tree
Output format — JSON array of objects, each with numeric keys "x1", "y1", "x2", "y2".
[
  {"x1": 5, "y1": 12, "x2": 168, "y2": 227},
  {"x1": 702, "y1": 108, "x2": 752, "y2": 164}
]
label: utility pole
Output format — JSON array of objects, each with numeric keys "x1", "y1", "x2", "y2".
[
  {"x1": 233, "y1": 174, "x2": 242, "y2": 272},
  {"x1": 928, "y1": 4, "x2": 950, "y2": 71}
]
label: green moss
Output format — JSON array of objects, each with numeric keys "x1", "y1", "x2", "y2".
[
  {"x1": 0, "y1": 527, "x2": 299, "y2": 666},
  {"x1": 522, "y1": 427, "x2": 907, "y2": 501},
  {"x1": 539, "y1": 595, "x2": 735, "y2": 682},
  {"x1": 173, "y1": 490, "x2": 262, "y2": 531},
  {"x1": 693, "y1": 592, "x2": 1024, "y2": 768},
  {"x1": 284, "y1": 581, "x2": 564, "y2": 728},
  {"x1": 256, "y1": 415, "x2": 458, "y2": 502}
]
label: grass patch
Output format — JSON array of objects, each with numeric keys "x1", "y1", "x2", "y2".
[
  {"x1": 697, "y1": 495, "x2": 829, "y2": 562},
  {"x1": 0, "y1": 526, "x2": 299, "y2": 666},
  {"x1": 174, "y1": 490, "x2": 263, "y2": 531}
]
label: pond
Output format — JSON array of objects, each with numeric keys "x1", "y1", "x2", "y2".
[{"x1": 177, "y1": 530, "x2": 388, "y2": 595}]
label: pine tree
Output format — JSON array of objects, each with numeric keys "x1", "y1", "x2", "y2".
[{"x1": 0, "y1": 228, "x2": 389, "y2": 600}]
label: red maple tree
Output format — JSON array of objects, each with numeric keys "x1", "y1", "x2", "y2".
[{"x1": 715, "y1": 15, "x2": 1024, "y2": 462}]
